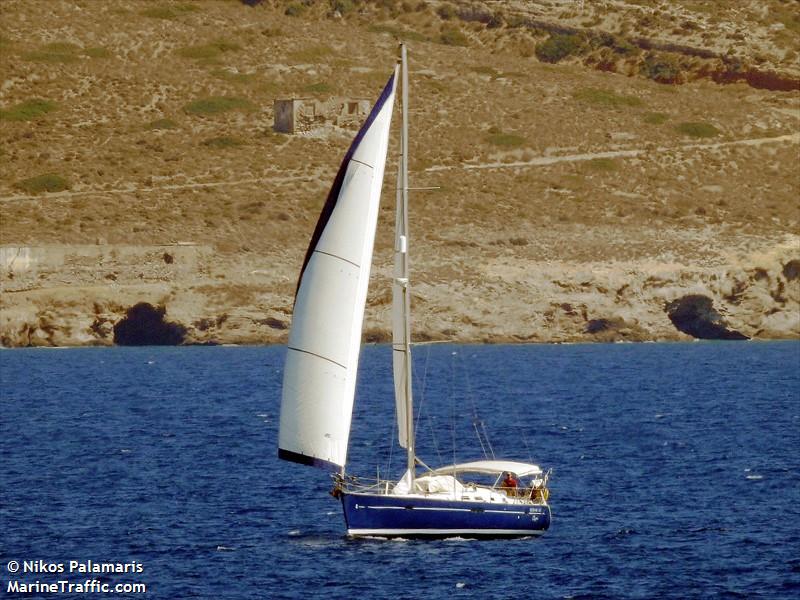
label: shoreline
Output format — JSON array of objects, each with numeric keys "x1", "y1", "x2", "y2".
[{"x1": 2, "y1": 333, "x2": 798, "y2": 350}]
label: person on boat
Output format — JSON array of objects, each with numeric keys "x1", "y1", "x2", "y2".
[
  {"x1": 500, "y1": 472, "x2": 518, "y2": 496},
  {"x1": 529, "y1": 479, "x2": 548, "y2": 503}
]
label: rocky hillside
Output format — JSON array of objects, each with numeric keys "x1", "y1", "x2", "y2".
[{"x1": 1, "y1": 0, "x2": 798, "y2": 346}]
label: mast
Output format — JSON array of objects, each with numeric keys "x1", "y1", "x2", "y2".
[{"x1": 401, "y1": 43, "x2": 414, "y2": 486}]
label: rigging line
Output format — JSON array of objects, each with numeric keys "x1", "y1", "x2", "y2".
[
  {"x1": 415, "y1": 343, "x2": 444, "y2": 467},
  {"x1": 481, "y1": 420, "x2": 496, "y2": 460},
  {"x1": 513, "y1": 393, "x2": 534, "y2": 464},
  {"x1": 460, "y1": 348, "x2": 496, "y2": 458},
  {"x1": 474, "y1": 419, "x2": 492, "y2": 460},
  {"x1": 415, "y1": 456, "x2": 434, "y2": 471},
  {"x1": 472, "y1": 420, "x2": 488, "y2": 459},
  {"x1": 450, "y1": 350, "x2": 458, "y2": 467},
  {"x1": 413, "y1": 346, "x2": 425, "y2": 440},
  {"x1": 520, "y1": 428, "x2": 534, "y2": 465},
  {"x1": 503, "y1": 355, "x2": 535, "y2": 464}
]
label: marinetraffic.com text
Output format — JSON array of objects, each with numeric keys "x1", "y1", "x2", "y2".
[{"x1": 5, "y1": 560, "x2": 146, "y2": 595}]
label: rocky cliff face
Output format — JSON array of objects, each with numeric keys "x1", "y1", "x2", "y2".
[
  {"x1": 1, "y1": 0, "x2": 798, "y2": 347},
  {"x1": 2, "y1": 233, "x2": 796, "y2": 346}
]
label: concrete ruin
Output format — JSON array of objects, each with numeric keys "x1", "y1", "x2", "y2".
[
  {"x1": 0, "y1": 243, "x2": 210, "y2": 290},
  {"x1": 273, "y1": 97, "x2": 371, "y2": 133}
]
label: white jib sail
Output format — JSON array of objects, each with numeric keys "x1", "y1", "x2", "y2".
[{"x1": 279, "y1": 71, "x2": 398, "y2": 471}]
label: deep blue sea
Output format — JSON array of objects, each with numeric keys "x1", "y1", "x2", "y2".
[{"x1": 1, "y1": 342, "x2": 799, "y2": 599}]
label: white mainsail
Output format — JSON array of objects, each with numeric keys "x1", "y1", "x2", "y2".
[
  {"x1": 279, "y1": 70, "x2": 398, "y2": 471},
  {"x1": 392, "y1": 164, "x2": 412, "y2": 449}
]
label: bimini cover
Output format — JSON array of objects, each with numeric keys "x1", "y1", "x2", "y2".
[
  {"x1": 428, "y1": 460, "x2": 543, "y2": 478},
  {"x1": 279, "y1": 70, "x2": 398, "y2": 472}
]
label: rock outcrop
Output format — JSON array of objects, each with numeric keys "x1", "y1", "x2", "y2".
[
  {"x1": 664, "y1": 295, "x2": 748, "y2": 340},
  {"x1": 113, "y1": 303, "x2": 187, "y2": 346},
  {"x1": 584, "y1": 317, "x2": 650, "y2": 342}
]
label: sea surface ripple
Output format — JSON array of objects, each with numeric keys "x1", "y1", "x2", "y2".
[{"x1": 1, "y1": 342, "x2": 798, "y2": 599}]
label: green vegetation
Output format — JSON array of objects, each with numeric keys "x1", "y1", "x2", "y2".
[
  {"x1": 471, "y1": 65, "x2": 500, "y2": 79},
  {"x1": 486, "y1": 129, "x2": 526, "y2": 147},
  {"x1": 285, "y1": 3, "x2": 305, "y2": 17},
  {"x1": 0, "y1": 98, "x2": 56, "y2": 121},
  {"x1": 201, "y1": 136, "x2": 244, "y2": 149},
  {"x1": 84, "y1": 46, "x2": 112, "y2": 58},
  {"x1": 440, "y1": 27, "x2": 468, "y2": 47},
  {"x1": 145, "y1": 118, "x2": 178, "y2": 130},
  {"x1": 573, "y1": 88, "x2": 644, "y2": 108},
  {"x1": 454, "y1": 5, "x2": 502, "y2": 27},
  {"x1": 643, "y1": 112, "x2": 669, "y2": 125},
  {"x1": 583, "y1": 158, "x2": 619, "y2": 171},
  {"x1": 177, "y1": 40, "x2": 241, "y2": 61},
  {"x1": 485, "y1": 10, "x2": 505, "y2": 28},
  {"x1": 141, "y1": 3, "x2": 199, "y2": 19},
  {"x1": 183, "y1": 97, "x2": 254, "y2": 116},
  {"x1": 255, "y1": 80, "x2": 283, "y2": 97},
  {"x1": 14, "y1": 173, "x2": 70, "y2": 194},
  {"x1": 304, "y1": 82, "x2": 334, "y2": 94},
  {"x1": 41, "y1": 42, "x2": 79, "y2": 53},
  {"x1": 675, "y1": 122, "x2": 720, "y2": 138},
  {"x1": 642, "y1": 53, "x2": 683, "y2": 83},
  {"x1": 536, "y1": 30, "x2": 638, "y2": 63},
  {"x1": 289, "y1": 45, "x2": 333, "y2": 63},
  {"x1": 591, "y1": 32, "x2": 639, "y2": 56},
  {"x1": 436, "y1": 4, "x2": 457, "y2": 20},
  {"x1": 423, "y1": 78, "x2": 447, "y2": 94},
  {"x1": 23, "y1": 42, "x2": 80, "y2": 63},
  {"x1": 773, "y1": 6, "x2": 800, "y2": 34},
  {"x1": 535, "y1": 33, "x2": 585, "y2": 64},
  {"x1": 23, "y1": 42, "x2": 113, "y2": 62},
  {"x1": 368, "y1": 24, "x2": 427, "y2": 42},
  {"x1": 211, "y1": 69, "x2": 255, "y2": 84},
  {"x1": 330, "y1": 0, "x2": 356, "y2": 15},
  {"x1": 505, "y1": 14, "x2": 528, "y2": 28}
]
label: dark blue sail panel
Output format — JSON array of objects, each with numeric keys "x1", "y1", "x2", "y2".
[
  {"x1": 294, "y1": 72, "x2": 397, "y2": 300},
  {"x1": 278, "y1": 448, "x2": 340, "y2": 472}
]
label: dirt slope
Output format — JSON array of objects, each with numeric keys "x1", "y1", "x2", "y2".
[{"x1": 1, "y1": 0, "x2": 798, "y2": 346}]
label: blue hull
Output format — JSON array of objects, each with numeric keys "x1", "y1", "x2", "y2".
[{"x1": 341, "y1": 492, "x2": 551, "y2": 538}]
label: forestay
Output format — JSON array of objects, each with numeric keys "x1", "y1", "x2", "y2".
[{"x1": 279, "y1": 71, "x2": 398, "y2": 472}]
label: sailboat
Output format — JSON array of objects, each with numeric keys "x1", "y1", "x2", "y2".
[{"x1": 278, "y1": 45, "x2": 551, "y2": 538}]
